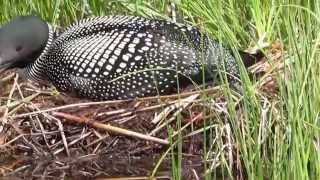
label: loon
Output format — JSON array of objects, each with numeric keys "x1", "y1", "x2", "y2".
[{"x1": 0, "y1": 15, "x2": 260, "y2": 100}]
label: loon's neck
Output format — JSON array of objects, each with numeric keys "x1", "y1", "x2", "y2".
[{"x1": 20, "y1": 24, "x2": 55, "y2": 83}]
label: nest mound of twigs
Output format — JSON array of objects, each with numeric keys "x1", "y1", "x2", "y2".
[{"x1": 0, "y1": 42, "x2": 282, "y2": 179}]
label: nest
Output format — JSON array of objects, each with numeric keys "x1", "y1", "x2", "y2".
[{"x1": 0, "y1": 42, "x2": 283, "y2": 179}]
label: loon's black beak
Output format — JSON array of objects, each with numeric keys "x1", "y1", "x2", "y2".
[
  {"x1": 0, "y1": 57, "x2": 12, "y2": 73},
  {"x1": 0, "y1": 57, "x2": 5, "y2": 73}
]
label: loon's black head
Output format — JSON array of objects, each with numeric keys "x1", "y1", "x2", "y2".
[{"x1": 0, "y1": 16, "x2": 49, "y2": 72}]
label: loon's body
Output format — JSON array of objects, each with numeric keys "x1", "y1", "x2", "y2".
[{"x1": 0, "y1": 16, "x2": 257, "y2": 100}]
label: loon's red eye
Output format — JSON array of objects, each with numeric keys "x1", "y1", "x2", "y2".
[{"x1": 16, "y1": 46, "x2": 23, "y2": 52}]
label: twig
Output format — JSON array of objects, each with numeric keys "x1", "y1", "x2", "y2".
[
  {"x1": 192, "y1": 168, "x2": 200, "y2": 180},
  {"x1": 0, "y1": 72, "x2": 15, "y2": 83},
  {"x1": 170, "y1": 1, "x2": 176, "y2": 22},
  {"x1": 52, "y1": 112, "x2": 169, "y2": 145},
  {"x1": 54, "y1": 132, "x2": 92, "y2": 155},
  {"x1": 116, "y1": 115, "x2": 137, "y2": 124},
  {"x1": 96, "y1": 108, "x2": 129, "y2": 117},
  {"x1": 13, "y1": 87, "x2": 220, "y2": 119},
  {"x1": 34, "y1": 115, "x2": 50, "y2": 148},
  {"x1": 137, "y1": 86, "x2": 220, "y2": 101},
  {"x1": 0, "y1": 134, "x2": 25, "y2": 148},
  {"x1": 26, "y1": 104, "x2": 71, "y2": 156},
  {"x1": 151, "y1": 94, "x2": 199, "y2": 124},
  {"x1": 96, "y1": 176, "x2": 170, "y2": 180},
  {"x1": 55, "y1": 117, "x2": 70, "y2": 157},
  {"x1": 85, "y1": 134, "x2": 109, "y2": 148},
  {"x1": 14, "y1": 99, "x2": 132, "y2": 118},
  {"x1": 225, "y1": 123, "x2": 233, "y2": 172},
  {"x1": 136, "y1": 102, "x2": 172, "y2": 112},
  {"x1": 170, "y1": 112, "x2": 204, "y2": 138},
  {"x1": 4, "y1": 165, "x2": 31, "y2": 176},
  {"x1": 0, "y1": 93, "x2": 41, "y2": 114},
  {"x1": 258, "y1": 97, "x2": 270, "y2": 145},
  {"x1": 1, "y1": 74, "x2": 19, "y2": 124},
  {"x1": 149, "y1": 94, "x2": 199, "y2": 135}
]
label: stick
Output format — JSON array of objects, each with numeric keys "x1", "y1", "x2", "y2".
[
  {"x1": 1, "y1": 74, "x2": 19, "y2": 123},
  {"x1": 52, "y1": 112, "x2": 169, "y2": 145},
  {"x1": 151, "y1": 94, "x2": 199, "y2": 124},
  {"x1": 13, "y1": 87, "x2": 220, "y2": 119},
  {"x1": 13, "y1": 99, "x2": 132, "y2": 118},
  {"x1": 149, "y1": 94, "x2": 199, "y2": 135}
]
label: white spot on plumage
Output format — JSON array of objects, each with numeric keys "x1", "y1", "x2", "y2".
[
  {"x1": 118, "y1": 42, "x2": 126, "y2": 49},
  {"x1": 123, "y1": 38, "x2": 130, "y2": 42},
  {"x1": 116, "y1": 68, "x2": 122, "y2": 73},
  {"x1": 114, "y1": 49, "x2": 121, "y2": 56},
  {"x1": 128, "y1": 43, "x2": 136, "y2": 48},
  {"x1": 109, "y1": 56, "x2": 116, "y2": 64},
  {"x1": 106, "y1": 65, "x2": 112, "y2": 71},
  {"x1": 134, "y1": 55, "x2": 142, "y2": 61},
  {"x1": 98, "y1": 61, "x2": 104, "y2": 67},
  {"x1": 133, "y1": 38, "x2": 140, "y2": 44},
  {"x1": 137, "y1": 33, "x2": 145, "y2": 38},
  {"x1": 141, "y1": 46, "x2": 149, "y2": 51},
  {"x1": 86, "y1": 68, "x2": 92, "y2": 73},
  {"x1": 129, "y1": 47, "x2": 135, "y2": 53},
  {"x1": 94, "y1": 53, "x2": 101, "y2": 60},
  {"x1": 119, "y1": 62, "x2": 127, "y2": 68},
  {"x1": 122, "y1": 54, "x2": 130, "y2": 61},
  {"x1": 89, "y1": 62, "x2": 95, "y2": 68},
  {"x1": 87, "y1": 54, "x2": 93, "y2": 60}
]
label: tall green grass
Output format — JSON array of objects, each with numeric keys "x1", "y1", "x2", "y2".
[{"x1": 0, "y1": 0, "x2": 319, "y2": 179}]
